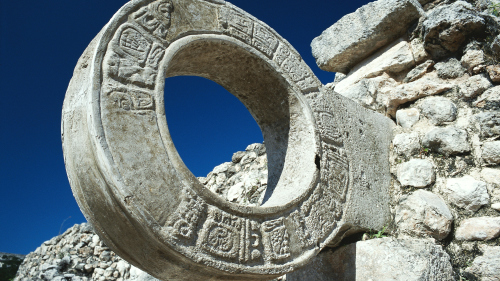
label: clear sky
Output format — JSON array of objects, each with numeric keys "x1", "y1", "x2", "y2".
[{"x1": 0, "y1": 0, "x2": 370, "y2": 255}]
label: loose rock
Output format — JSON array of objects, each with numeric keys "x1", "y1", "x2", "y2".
[
  {"x1": 396, "y1": 108, "x2": 420, "y2": 128},
  {"x1": 397, "y1": 159, "x2": 435, "y2": 188},
  {"x1": 434, "y1": 58, "x2": 466, "y2": 79},
  {"x1": 395, "y1": 190, "x2": 453, "y2": 240},
  {"x1": 455, "y1": 217, "x2": 500, "y2": 241},
  {"x1": 465, "y1": 245, "x2": 500, "y2": 281},
  {"x1": 486, "y1": 65, "x2": 500, "y2": 83},
  {"x1": 419, "y1": 96, "x2": 457, "y2": 125},
  {"x1": 481, "y1": 168, "x2": 500, "y2": 185},
  {"x1": 422, "y1": 127, "x2": 471, "y2": 155},
  {"x1": 460, "y1": 74, "x2": 493, "y2": 98},
  {"x1": 404, "y1": 60, "x2": 434, "y2": 83},
  {"x1": 461, "y1": 49, "x2": 486, "y2": 73},
  {"x1": 482, "y1": 141, "x2": 500, "y2": 165},
  {"x1": 393, "y1": 132, "x2": 420, "y2": 156},
  {"x1": 443, "y1": 176, "x2": 490, "y2": 212},
  {"x1": 474, "y1": 85, "x2": 500, "y2": 110},
  {"x1": 474, "y1": 112, "x2": 500, "y2": 138}
]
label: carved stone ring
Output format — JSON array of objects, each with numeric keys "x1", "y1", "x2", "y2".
[{"x1": 62, "y1": 0, "x2": 392, "y2": 280}]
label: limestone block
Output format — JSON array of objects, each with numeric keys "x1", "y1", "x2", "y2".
[
  {"x1": 486, "y1": 65, "x2": 500, "y2": 83},
  {"x1": 396, "y1": 108, "x2": 420, "y2": 128},
  {"x1": 419, "y1": 96, "x2": 457, "y2": 125},
  {"x1": 311, "y1": 0, "x2": 423, "y2": 73},
  {"x1": 422, "y1": 1, "x2": 485, "y2": 59},
  {"x1": 404, "y1": 60, "x2": 434, "y2": 83},
  {"x1": 393, "y1": 132, "x2": 420, "y2": 156},
  {"x1": 434, "y1": 58, "x2": 467, "y2": 79},
  {"x1": 395, "y1": 190, "x2": 453, "y2": 240},
  {"x1": 465, "y1": 245, "x2": 500, "y2": 281},
  {"x1": 397, "y1": 159, "x2": 435, "y2": 188},
  {"x1": 474, "y1": 85, "x2": 500, "y2": 110},
  {"x1": 287, "y1": 237, "x2": 454, "y2": 281},
  {"x1": 482, "y1": 141, "x2": 500, "y2": 165},
  {"x1": 461, "y1": 74, "x2": 493, "y2": 99},
  {"x1": 61, "y1": 1, "x2": 393, "y2": 279},
  {"x1": 455, "y1": 217, "x2": 500, "y2": 241},
  {"x1": 336, "y1": 75, "x2": 395, "y2": 112},
  {"x1": 443, "y1": 176, "x2": 490, "y2": 212},
  {"x1": 474, "y1": 112, "x2": 500, "y2": 138},
  {"x1": 422, "y1": 126, "x2": 471, "y2": 155},
  {"x1": 334, "y1": 39, "x2": 415, "y2": 94}
]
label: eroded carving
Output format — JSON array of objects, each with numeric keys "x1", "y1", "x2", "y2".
[
  {"x1": 198, "y1": 208, "x2": 242, "y2": 259},
  {"x1": 132, "y1": 0, "x2": 174, "y2": 40},
  {"x1": 261, "y1": 218, "x2": 291, "y2": 263},
  {"x1": 108, "y1": 89, "x2": 155, "y2": 111},
  {"x1": 166, "y1": 189, "x2": 206, "y2": 241}
]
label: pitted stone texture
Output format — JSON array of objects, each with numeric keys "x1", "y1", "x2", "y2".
[
  {"x1": 404, "y1": 60, "x2": 434, "y2": 83},
  {"x1": 393, "y1": 132, "x2": 420, "y2": 156},
  {"x1": 396, "y1": 108, "x2": 420, "y2": 128},
  {"x1": 475, "y1": 85, "x2": 500, "y2": 110},
  {"x1": 474, "y1": 112, "x2": 500, "y2": 138},
  {"x1": 481, "y1": 168, "x2": 500, "y2": 186},
  {"x1": 287, "y1": 237, "x2": 454, "y2": 281},
  {"x1": 395, "y1": 190, "x2": 453, "y2": 240},
  {"x1": 443, "y1": 176, "x2": 490, "y2": 212},
  {"x1": 434, "y1": 58, "x2": 466, "y2": 79},
  {"x1": 410, "y1": 38, "x2": 431, "y2": 64},
  {"x1": 461, "y1": 49, "x2": 486, "y2": 73},
  {"x1": 486, "y1": 65, "x2": 500, "y2": 83},
  {"x1": 422, "y1": 126, "x2": 470, "y2": 155},
  {"x1": 311, "y1": 0, "x2": 423, "y2": 73},
  {"x1": 482, "y1": 141, "x2": 500, "y2": 165},
  {"x1": 460, "y1": 74, "x2": 493, "y2": 99},
  {"x1": 419, "y1": 96, "x2": 457, "y2": 125},
  {"x1": 422, "y1": 1, "x2": 485, "y2": 59},
  {"x1": 397, "y1": 159, "x2": 435, "y2": 188},
  {"x1": 455, "y1": 217, "x2": 500, "y2": 241},
  {"x1": 62, "y1": 1, "x2": 393, "y2": 279},
  {"x1": 465, "y1": 245, "x2": 500, "y2": 281}
]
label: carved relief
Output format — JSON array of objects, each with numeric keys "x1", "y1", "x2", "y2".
[
  {"x1": 109, "y1": 89, "x2": 155, "y2": 111},
  {"x1": 198, "y1": 208, "x2": 242, "y2": 259},
  {"x1": 220, "y1": 9, "x2": 253, "y2": 44},
  {"x1": 132, "y1": 0, "x2": 174, "y2": 40},
  {"x1": 165, "y1": 189, "x2": 206, "y2": 241},
  {"x1": 317, "y1": 112, "x2": 343, "y2": 144},
  {"x1": 105, "y1": 26, "x2": 165, "y2": 88},
  {"x1": 252, "y1": 23, "x2": 279, "y2": 58},
  {"x1": 321, "y1": 144, "x2": 349, "y2": 200},
  {"x1": 261, "y1": 218, "x2": 290, "y2": 263},
  {"x1": 289, "y1": 210, "x2": 313, "y2": 248}
]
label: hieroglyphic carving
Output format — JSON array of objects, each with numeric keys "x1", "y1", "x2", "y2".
[
  {"x1": 105, "y1": 25, "x2": 166, "y2": 88},
  {"x1": 165, "y1": 189, "x2": 206, "y2": 241},
  {"x1": 261, "y1": 218, "x2": 290, "y2": 263},
  {"x1": 109, "y1": 89, "x2": 155, "y2": 111},
  {"x1": 321, "y1": 144, "x2": 349, "y2": 200},
  {"x1": 252, "y1": 23, "x2": 279, "y2": 58},
  {"x1": 240, "y1": 219, "x2": 262, "y2": 262},
  {"x1": 131, "y1": 0, "x2": 174, "y2": 40},
  {"x1": 289, "y1": 210, "x2": 313, "y2": 248}
]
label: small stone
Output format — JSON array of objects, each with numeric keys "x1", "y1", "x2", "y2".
[
  {"x1": 455, "y1": 217, "x2": 500, "y2": 241},
  {"x1": 212, "y1": 162, "x2": 231, "y2": 174},
  {"x1": 397, "y1": 159, "x2": 435, "y2": 188},
  {"x1": 434, "y1": 58, "x2": 466, "y2": 79},
  {"x1": 227, "y1": 182, "x2": 244, "y2": 203},
  {"x1": 245, "y1": 143, "x2": 263, "y2": 151},
  {"x1": 461, "y1": 49, "x2": 486, "y2": 72},
  {"x1": 460, "y1": 74, "x2": 493, "y2": 98},
  {"x1": 492, "y1": 203, "x2": 500, "y2": 211},
  {"x1": 482, "y1": 141, "x2": 500, "y2": 165},
  {"x1": 422, "y1": 127, "x2": 470, "y2": 155},
  {"x1": 443, "y1": 176, "x2": 490, "y2": 212},
  {"x1": 465, "y1": 245, "x2": 500, "y2": 280},
  {"x1": 231, "y1": 151, "x2": 245, "y2": 163},
  {"x1": 410, "y1": 38, "x2": 430, "y2": 64},
  {"x1": 393, "y1": 132, "x2": 420, "y2": 156},
  {"x1": 419, "y1": 96, "x2": 457, "y2": 125},
  {"x1": 474, "y1": 112, "x2": 500, "y2": 138},
  {"x1": 395, "y1": 190, "x2": 453, "y2": 240},
  {"x1": 486, "y1": 65, "x2": 500, "y2": 83},
  {"x1": 396, "y1": 108, "x2": 420, "y2": 128},
  {"x1": 474, "y1": 85, "x2": 500, "y2": 109},
  {"x1": 404, "y1": 60, "x2": 434, "y2": 83}
]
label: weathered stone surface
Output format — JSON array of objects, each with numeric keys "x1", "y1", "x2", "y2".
[
  {"x1": 493, "y1": 203, "x2": 500, "y2": 211},
  {"x1": 474, "y1": 112, "x2": 500, "y2": 138},
  {"x1": 422, "y1": 126, "x2": 471, "y2": 155},
  {"x1": 461, "y1": 49, "x2": 486, "y2": 72},
  {"x1": 491, "y1": 35, "x2": 500, "y2": 56},
  {"x1": 486, "y1": 65, "x2": 500, "y2": 83},
  {"x1": 465, "y1": 245, "x2": 500, "y2": 281},
  {"x1": 287, "y1": 237, "x2": 454, "y2": 281},
  {"x1": 455, "y1": 217, "x2": 500, "y2": 241},
  {"x1": 396, "y1": 108, "x2": 420, "y2": 128},
  {"x1": 404, "y1": 60, "x2": 434, "y2": 83},
  {"x1": 460, "y1": 74, "x2": 493, "y2": 98},
  {"x1": 475, "y1": 85, "x2": 500, "y2": 110},
  {"x1": 434, "y1": 58, "x2": 467, "y2": 79},
  {"x1": 311, "y1": 0, "x2": 423, "y2": 73},
  {"x1": 419, "y1": 96, "x2": 457, "y2": 125},
  {"x1": 334, "y1": 39, "x2": 414, "y2": 94},
  {"x1": 422, "y1": 1, "x2": 485, "y2": 59},
  {"x1": 62, "y1": 2, "x2": 394, "y2": 278},
  {"x1": 393, "y1": 132, "x2": 420, "y2": 156},
  {"x1": 397, "y1": 159, "x2": 435, "y2": 188},
  {"x1": 410, "y1": 38, "x2": 431, "y2": 64},
  {"x1": 443, "y1": 176, "x2": 490, "y2": 212},
  {"x1": 395, "y1": 190, "x2": 453, "y2": 240},
  {"x1": 482, "y1": 141, "x2": 500, "y2": 165},
  {"x1": 481, "y1": 168, "x2": 500, "y2": 186}
]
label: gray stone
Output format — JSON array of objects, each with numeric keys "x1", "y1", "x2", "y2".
[
  {"x1": 482, "y1": 141, "x2": 500, "y2": 164},
  {"x1": 287, "y1": 237, "x2": 454, "y2": 281},
  {"x1": 486, "y1": 65, "x2": 500, "y2": 83},
  {"x1": 393, "y1": 132, "x2": 420, "y2": 156},
  {"x1": 62, "y1": 1, "x2": 394, "y2": 279},
  {"x1": 422, "y1": 127, "x2": 471, "y2": 155},
  {"x1": 474, "y1": 112, "x2": 500, "y2": 138},
  {"x1": 475, "y1": 85, "x2": 500, "y2": 110},
  {"x1": 337, "y1": 78, "x2": 378, "y2": 110},
  {"x1": 395, "y1": 190, "x2": 453, "y2": 240},
  {"x1": 461, "y1": 49, "x2": 486, "y2": 72},
  {"x1": 404, "y1": 60, "x2": 434, "y2": 83},
  {"x1": 231, "y1": 151, "x2": 245, "y2": 163},
  {"x1": 396, "y1": 108, "x2": 420, "y2": 128},
  {"x1": 410, "y1": 38, "x2": 431, "y2": 64},
  {"x1": 465, "y1": 245, "x2": 500, "y2": 281},
  {"x1": 422, "y1": 1, "x2": 485, "y2": 59},
  {"x1": 420, "y1": 96, "x2": 457, "y2": 125},
  {"x1": 460, "y1": 74, "x2": 493, "y2": 98},
  {"x1": 434, "y1": 58, "x2": 467, "y2": 79},
  {"x1": 456, "y1": 217, "x2": 500, "y2": 241},
  {"x1": 397, "y1": 159, "x2": 436, "y2": 188},
  {"x1": 443, "y1": 176, "x2": 490, "y2": 212},
  {"x1": 492, "y1": 34, "x2": 500, "y2": 56},
  {"x1": 311, "y1": 0, "x2": 424, "y2": 73}
]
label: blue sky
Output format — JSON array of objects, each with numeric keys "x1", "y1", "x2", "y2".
[{"x1": 0, "y1": 0, "x2": 370, "y2": 255}]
